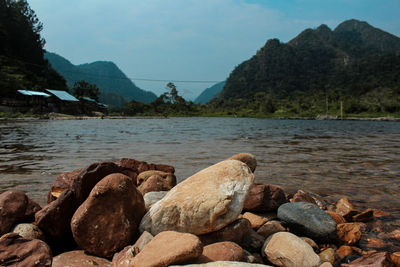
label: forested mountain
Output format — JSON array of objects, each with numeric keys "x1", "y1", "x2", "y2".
[
  {"x1": 194, "y1": 81, "x2": 225, "y2": 104},
  {"x1": 45, "y1": 52, "x2": 157, "y2": 106}
]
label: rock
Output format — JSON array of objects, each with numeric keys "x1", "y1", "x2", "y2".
[
  {"x1": 326, "y1": 211, "x2": 346, "y2": 224},
  {"x1": 390, "y1": 252, "x2": 400, "y2": 266},
  {"x1": 300, "y1": 237, "x2": 319, "y2": 253},
  {"x1": 71, "y1": 173, "x2": 145, "y2": 258},
  {"x1": 290, "y1": 190, "x2": 317, "y2": 205},
  {"x1": 24, "y1": 198, "x2": 42, "y2": 221},
  {"x1": 320, "y1": 263, "x2": 333, "y2": 267},
  {"x1": 131, "y1": 231, "x2": 203, "y2": 267},
  {"x1": 336, "y1": 197, "x2": 359, "y2": 219},
  {"x1": 277, "y1": 202, "x2": 337, "y2": 242},
  {"x1": 342, "y1": 251, "x2": 394, "y2": 266},
  {"x1": 243, "y1": 183, "x2": 286, "y2": 212},
  {"x1": 47, "y1": 168, "x2": 82, "y2": 203},
  {"x1": 262, "y1": 232, "x2": 321, "y2": 267},
  {"x1": 352, "y1": 209, "x2": 374, "y2": 222},
  {"x1": 242, "y1": 212, "x2": 268, "y2": 230},
  {"x1": 196, "y1": 241, "x2": 244, "y2": 263},
  {"x1": 137, "y1": 170, "x2": 176, "y2": 187},
  {"x1": 0, "y1": 190, "x2": 27, "y2": 235},
  {"x1": 138, "y1": 174, "x2": 174, "y2": 195},
  {"x1": 372, "y1": 209, "x2": 390, "y2": 218},
  {"x1": 241, "y1": 229, "x2": 266, "y2": 253},
  {"x1": 364, "y1": 237, "x2": 387, "y2": 249},
  {"x1": 117, "y1": 158, "x2": 175, "y2": 176},
  {"x1": 228, "y1": 153, "x2": 257, "y2": 172},
  {"x1": 71, "y1": 161, "x2": 120, "y2": 203},
  {"x1": 243, "y1": 250, "x2": 264, "y2": 264},
  {"x1": 199, "y1": 218, "x2": 252, "y2": 246},
  {"x1": 337, "y1": 223, "x2": 365, "y2": 245},
  {"x1": 52, "y1": 250, "x2": 111, "y2": 267},
  {"x1": 139, "y1": 160, "x2": 254, "y2": 235},
  {"x1": 257, "y1": 220, "x2": 286, "y2": 239},
  {"x1": 319, "y1": 248, "x2": 336, "y2": 264},
  {"x1": 171, "y1": 262, "x2": 271, "y2": 267},
  {"x1": 144, "y1": 191, "x2": 168, "y2": 210},
  {"x1": 12, "y1": 223, "x2": 45, "y2": 241},
  {"x1": 0, "y1": 233, "x2": 52, "y2": 267},
  {"x1": 337, "y1": 245, "x2": 354, "y2": 259},
  {"x1": 133, "y1": 230, "x2": 154, "y2": 251}
]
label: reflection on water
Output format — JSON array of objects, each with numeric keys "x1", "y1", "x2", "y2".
[{"x1": 0, "y1": 117, "x2": 399, "y2": 214}]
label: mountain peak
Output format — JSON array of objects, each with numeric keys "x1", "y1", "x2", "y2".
[{"x1": 334, "y1": 19, "x2": 371, "y2": 32}]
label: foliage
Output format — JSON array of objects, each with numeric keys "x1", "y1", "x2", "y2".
[{"x1": 73, "y1": 80, "x2": 100, "y2": 102}]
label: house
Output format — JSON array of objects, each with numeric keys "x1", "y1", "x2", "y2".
[{"x1": 45, "y1": 89, "x2": 81, "y2": 114}]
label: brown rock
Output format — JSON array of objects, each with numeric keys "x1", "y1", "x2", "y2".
[
  {"x1": 23, "y1": 198, "x2": 41, "y2": 221},
  {"x1": 131, "y1": 231, "x2": 203, "y2": 267},
  {"x1": 337, "y1": 223, "x2": 365, "y2": 245},
  {"x1": 155, "y1": 163, "x2": 175, "y2": 174},
  {"x1": 337, "y1": 245, "x2": 354, "y2": 259},
  {"x1": 137, "y1": 170, "x2": 176, "y2": 187},
  {"x1": 336, "y1": 197, "x2": 359, "y2": 219},
  {"x1": 353, "y1": 209, "x2": 374, "y2": 223},
  {"x1": 242, "y1": 212, "x2": 268, "y2": 230},
  {"x1": 257, "y1": 220, "x2": 286, "y2": 239},
  {"x1": 144, "y1": 191, "x2": 168, "y2": 211},
  {"x1": 319, "y1": 248, "x2": 336, "y2": 264},
  {"x1": 47, "y1": 168, "x2": 82, "y2": 203},
  {"x1": 71, "y1": 173, "x2": 145, "y2": 258},
  {"x1": 326, "y1": 211, "x2": 346, "y2": 224},
  {"x1": 243, "y1": 250, "x2": 264, "y2": 264},
  {"x1": 133, "y1": 230, "x2": 154, "y2": 251},
  {"x1": 290, "y1": 190, "x2": 317, "y2": 205},
  {"x1": 197, "y1": 241, "x2": 244, "y2": 263},
  {"x1": 71, "y1": 161, "x2": 120, "y2": 203},
  {"x1": 117, "y1": 158, "x2": 175, "y2": 176},
  {"x1": 320, "y1": 263, "x2": 334, "y2": 267},
  {"x1": 366, "y1": 238, "x2": 386, "y2": 249},
  {"x1": 372, "y1": 209, "x2": 390, "y2": 218},
  {"x1": 112, "y1": 245, "x2": 138, "y2": 267},
  {"x1": 241, "y1": 229, "x2": 266, "y2": 253},
  {"x1": 52, "y1": 250, "x2": 111, "y2": 267},
  {"x1": 138, "y1": 174, "x2": 174, "y2": 195},
  {"x1": 243, "y1": 183, "x2": 286, "y2": 212},
  {"x1": 199, "y1": 218, "x2": 252, "y2": 246},
  {"x1": 342, "y1": 251, "x2": 394, "y2": 267},
  {"x1": 390, "y1": 252, "x2": 400, "y2": 267},
  {"x1": 0, "y1": 190, "x2": 28, "y2": 235},
  {"x1": 228, "y1": 153, "x2": 257, "y2": 172},
  {"x1": 0, "y1": 233, "x2": 52, "y2": 267},
  {"x1": 300, "y1": 237, "x2": 319, "y2": 253}
]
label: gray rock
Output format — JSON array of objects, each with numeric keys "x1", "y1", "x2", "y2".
[
  {"x1": 143, "y1": 191, "x2": 168, "y2": 210},
  {"x1": 277, "y1": 202, "x2": 336, "y2": 242},
  {"x1": 12, "y1": 223, "x2": 45, "y2": 241}
]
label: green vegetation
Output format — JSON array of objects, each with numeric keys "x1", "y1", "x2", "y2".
[{"x1": 73, "y1": 80, "x2": 100, "y2": 102}]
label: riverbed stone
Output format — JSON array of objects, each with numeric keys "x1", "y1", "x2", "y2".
[
  {"x1": 336, "y1": 197, "x2": 359, "y2": 219},
  {"x1": 139, "y1": 160, "x2": 254, "y2": 235},
  {"x1": 262, "y1": 232, "x2": 321, "y2": 267},
  {"x1": 171, "y1": 262, "x2": 271, "y2": 267},
  {"x1": 336, "y1": 223, "x2": 365, "y2": 245},
  {"x1": 336, "y1": 245, "x2": 354, "y2": 259},
  {"x1": 196, "y1": 241, "x2": 244, "y2": 263},
  {"x1": 138, "y1": 174, "x2": 175, "y2": 195},
  {"x1": 137, "y1": 170, "x2": 176, "y2": 187},
  {"x1": 228, "y1": 153, "x2": 257, "y2": 172},
  {"x1": 390, "y1": 252, "x2": 400, "y2": 266},
  {"x1": 12, "y1": 223, "x2": 45, "y2": 241},
  {"x1": 241, "y1": 229, "x2": 266, "y2": 253},
  {"x1": 277, "y1": 202, "x2": 337, "y2": 242},
  {"x1": 47, "y1": 168, "x2": 82, "y2": 203},
  {"x1": 0, "y1": 232, "x2": 52, "y2": 267},
  {"x1": 242, "y1": 212, "x2": 269, "y2": 230},
  {"x1": 352, "y1": 209, "x2": 374, "y2": 222},
  {"x1": 0, "y1": 190, "x2": 28, "y2": 235},
  {"x1": 326, "y1": 211, "x2": 346, "y2": 224},
  {"x1": 117, "y1": 158, "x2": 175, "y2": 175},
  {"x1": 131, "y1": 231, "x2": 203, "y2": 267},
  {"x1": 290, "y1": 190, "x2": 317, "y2": 205},
  {"x1": 319, "y1": 248, "x2": 336, "y2": 264},
  {"x1": 71, "y1": 173, "x2": 145, "y2": 258},
  {"x1": 341, "y1": 251, "x2": 394, "y2": 266},
  {"x1": 52, "y1": 250, "x2": 111, "y2": 267},
  {"x1": 243, "y1": 183, "x2": 286, "y2": 212},
  {"x1": 257, "y1": 220, "x2": 286, "y2": 238},
  {"x1": 144, "y1": 191, "x2": 168, "y2": 210},
  {"x1": 300, "y1": 237, "x2": 319, "y2": 252}
]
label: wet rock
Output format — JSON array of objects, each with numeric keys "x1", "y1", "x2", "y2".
[
  {"x1": 112, "y1": 230, "x2": 154, "y2": 265},
  {"x1": 372, "y1": 209, "x2": 390, "y2": 218},
  {"x1": 12, "y1": 223, "x2": 45, "y2": 241},
  {"x1": 0, "y1": 190, "x2": 28, "y2": 235},
  {"x1": 144, "y1": 191, "x2": 168, "y2": 210},
  {"x1": 337, "y1": 223, "x2": 365, "y2": 245},
  {"x1": 71, "y1": 173, "x2": 145, "y2": 258},
  {"x1": 319, "y1": 248, "x2": 336, "y2": 264},
  {"x1": 52, "y1": 250, "x2": 111, "y2": 267},
  {"x1": 364, "y1": 237, "x2": 387, "y2": 249},
  {"x1": 71, "y1": 161, "x2": 120, "y2": 203},
  {"x1": 137, "y1": 170, "x2": 176, "y2": 187},
  {"x1": 139, "y1": 160, "x2": 254, "y2": 235},
  {"x1": 0, "y1": 233, "x2": 52, "y2": 267},
  {"x1": 277, "y1": 202, "x2": 337, "y2": 242},
  {"x1": 199, "y1": 218, "x2": 252, "y2": 246},
  {"x1": 342, "y1": 251, "x2": 394, "y2": 266},
  {"x1": 337, "y1": 245, "x2": 355, "y2": 259},
  {"x1": 262, "y1": 232, "x2": 321, "y2": 267},
  {"x1": 131, "y1": 231, "x2": 203, "y2": 267},
  {"x1": 47, "y1": 168, "x2": 82, "y2": 203},
  {"x1": 196, "y1": 241, "x2": 244, "y2": 263},
  {"x1": 390, "y1": 252, "x2": 400, "y2": 266},
  {"x1": 228, "y1": 153, "x2": 257, "y2": 172},
  {"x1": 257, "y1": 220, "x2": 286, "y2": 239},
  {"x1": 326, "y1": 211, "x2": 346, "y2": 224},
  {"x1": 336, "y1": 197, "x2": 359, "y2": 219},
  {"x1": 241, "y1": 229, "x2": 266, "y2": 253},
  {"x1": 138, "y1": 174, "x2": 174, "y2": 195},
  {"x1": 300, "y1": 237, "x2": 319, "y2": 253},
  {"x1": 117, "y1": 158, "x2": 175, "y2": 176},
  {"x1": 243, "y1": 183, "x2": 286, "y2": 212},
  {"x1": 171, "y1": 262, "x2": 271, "y2": 266},
  {"x1": 242, "y1": 212, "x2": 268, "y2": 230},
  {"x1": 352, "y1": 209, "x2": 374, "y2": 222},
  {"x1": 290, "y1": 190, "x2": 317, "y2": 205}
]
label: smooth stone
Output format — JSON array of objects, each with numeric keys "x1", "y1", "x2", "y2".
[
  {"x1": 138, "y1": 174, "x2": 174, "y2": 195},
  {"x1": 242, "y1": 212, "x2": 268, "y2": 230},
  {"x1": 336, "y1": 223, "x2": 365, "y2": 245},
  {"x1": 139, "y1": 160, "x2": 254, "y2": 235},
  {"x1": 319, "y1": 248, "x2": 336, "y2": 264},
  {"x1": 326, "y1": 211, "x2": 346, "y2": 224},
  {"x1": 319, "y1": 263, "x2": 333, "y2": 267},
  {"x1": 171, "y1": 262, "x2": 271, "y2": 267},
  {"x1": 300, "y1": 237, "x2": 319, "y2": 253},
  {"x1": 257, "y1": 220, "x2": 286, "y2": 239},
  {"x1": 71, "y1": 173, "x2": 145, "y2": 258},
  {"x1": 0, "y1": 232, "x2": 52, "y2": 267},
  {"x1": 336, "y1": 198, "x2": 359, "y2": 219},
  {"x1": 12, "y1": 223, "x2": 45, "y2": 241},
  {"x1": 47, "y1": 168, "x2": 82, "y2": 203},
  {"x1": 290, "y1": 190, "x2": 317, "y2": 205},
  {"x1": 228, "y1": 153, "x2": 257, "y2": 172},
  {"x1": 277, "y1": 202, "x2": 337, "y2": 242},
  {"x1": 52, "y1": 250, "x2": 111, "y2": 267},
  {"x1": 262, "y1": 232, "x2": 321, "y2": 267},
  {"x1": 341, "y1": 251, "x2": 394, "y2": 266},
  {"x1": 131, "y1": 231, "x2": 203, "y2": 267},
  {"x1": 196, "y1": 241, "x2": 244, "y2": 263},
  {"x1": 336, "y1": 245, "x2": 354, "y2": 259},
  {"x1": 243, "y1": 183, "x2": 286, "y2": 212},
  {"x1": 390, "y1": 252, "x2": 400, "y2": 266},
  {"x1": 137, "y1": 170, "x2": 176, "y2": 187},
  {"x1": 143, "y1": 191, "x2": 168, "y2": 210}
]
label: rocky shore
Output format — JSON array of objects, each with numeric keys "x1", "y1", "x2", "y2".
[{"x1": 0, "y1": 153, "x2": 399, "y2": 266}]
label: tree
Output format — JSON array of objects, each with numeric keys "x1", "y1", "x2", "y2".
[{"x1": 72, "y1": 80, "x2": 100, "y2": 102}]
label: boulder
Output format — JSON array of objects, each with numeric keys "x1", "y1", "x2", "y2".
[
  {"x1": 12, "y1": 223, "x2": 45, "y2": 241},
  {"x1": 320, "y1": 263, "x2": 334, "y2": 267},
  {"x1": 337, "y1": 223, "x2": 365, "y2": 245},
  {"x1": 342, "y1": 251, "x2": 394, "y2": 267},
  {"x1": 47, "y1": 168, "x2": 82, "y2": 203},
  {"x1": 138, "y1": 174, "x2": 174, "y2": 195},
  {"x1": 262, "y1": 232, "x2": 321, "y2": 267},
  {"x1": 52, "y1": 250, "x2": 111, "y2": 267},
  {"x1": 71, "y1": 173, "x2": 145, "y2": 258},
  {"x1": 196, "y1": 241, "x2": 244, "y2": 263},
  {"x1": 144, "y1": 191, "x2": 168, "y2": 210},
  {"x1": 228, "y1": 153, "x2": 257, "y2": 172},
  {"x1": 131, "y1": 231, "x2": 203, "y2": 267},
  {"x1": 242, "y1": 212, "x2": 268, "y2": 230},
  {"x1": 277, "y1": 202, "x2": 337, "y2": 242},
  {"x1": 0, "y1": 233, "x2": 52, "y2": 267},
  {"x1": 243, "y1": 183, "x2": 286, "y2": 212},
  {"x1": 137, "y1": 170, "x2": 176, "y2": 187},
  {"x1": 139, "y1": 160, "x2": 254, "y2": 235},
  {"x1": 257, "y1": 220, "x2": 286, "y2": 239},
  {"x1": 117, "y1": 158, "x2": 175, "y2": 175},
  {"x1": 23, "y1": 197, "x2": 42, "y2": 221}
]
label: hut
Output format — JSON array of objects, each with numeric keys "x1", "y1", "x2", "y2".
[{"x1": 45, "y1": 89, "x2": 81, "y2": 114}]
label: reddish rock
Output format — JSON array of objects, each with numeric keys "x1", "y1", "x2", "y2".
[
  {"x1": 198, "y1": 218, "x2": 252, "y2": 246},
  {"x1": 353, "y1": 209, "x2": 374, "y2": 222},
  {"x1": 71, "y1": 173, "x2": 145, "y2": 258},
  {"x1": 155, "y1": 163, "x2": 175, "y2": 174},
  {"x1": 138, "y1": 174, "x2": 174, "y2": 195},
  {"x1": 243, "y1": 183, "x2": 286, "y2": 212},
  {"x1": 0, "y1": 190, "x2": 28, "y2": 235},
  {"x1": 112, "y1": 230, "x2": 154, "y2": 265},
  {"x1": 319, "y1": 248, "x2": 336, "y2": 264},
  {"x1": 23, "y1": 198, "x2": 41, "y2": 221},
  {"x1": 342, "y1": 251, "x2": 394, "y2": 267},
  {"x1": 137, "y1": 170, "x2": 176, "y2": 187},
  {"x1": 117, "y1": 158, "x2": 175, "y2": 175},
  {"x1": 228, "y1": 153, "x2": 257, "y2": 172},
  {"x1": 390, "y1": 252, "x2": 400, "y2": 267},
  {"x1": 337, "y1": 223, "x2": 365, "y2": 245},
  {"x1": 131, "y1": 231, "x2": 203, "y2": 267},
  {"x1": 71, "y1": 161, "x2": 120, "y2": 203},
  {"x1": 0, "y1": 233, "x2": 52, "y2": 267},
  {"x1": 290, "y1": 190, "x2": 317, "y2": 205},
  {"x1": 336, "y1": 197, "x2": 359, "y2": 219},
  {"x1": 242, "y1": 212, "x2": 268, "y2": 230},
  {"x1": 257, "y1": 220, "x2": 286, "y2": 239},
  {"x1": 365, "y1": 238, "x2": 386, "y2": 249},
  {"x1": 326, "y1": 211, "x2": 346, "y2": 224},
  {"x1": 52, "y1": 250, "x2": 111, "y2": 267},
  {"x1": 47, "y1": 168, "x2": 82, "y2": 203},
  {"x1": 372, "y1": 209, "x2": 390, "y2": 218},
  {"x1": 337, "y1": 245, "x2": 355, "y2": 259},
  {"x1": 197, "y1": 241, "x2": 244, "y2": 263}
]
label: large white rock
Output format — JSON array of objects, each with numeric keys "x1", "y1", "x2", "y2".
[{"x1": 139, "y1": 159, "x2": 254, "y2": 235}]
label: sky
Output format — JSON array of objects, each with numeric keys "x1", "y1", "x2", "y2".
[{"x1": 28, "y1": 0, "x2": 400, "y2": 100}]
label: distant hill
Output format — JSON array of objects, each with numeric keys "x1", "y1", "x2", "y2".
[
  {"x1": 194, "y1": 81, "x2": 225, "y2": 104},
  {"x1": 45, "y1": 52, "x2": 157, "y2": 106}
]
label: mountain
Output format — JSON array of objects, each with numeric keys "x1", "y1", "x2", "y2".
[
  {"x1": 45, "y1": 52, "x2": 157, "y2": 105},
  {"x1": 220, "y1": 19, "x2": 400, "y2": 104},
  {"x1": 194, "y1": 81, "x2": 225, "y2": 104}
]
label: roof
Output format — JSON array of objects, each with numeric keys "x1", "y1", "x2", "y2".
[
  {"x1": 80, "y1": 97, "x2": 97, "y2": 103},
  {"x1": 45, "y1": 89, "x2": 79, "y2": 102},
  {"x1": 17, "y1": 90, "x2": 50, "y2": 97}
]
